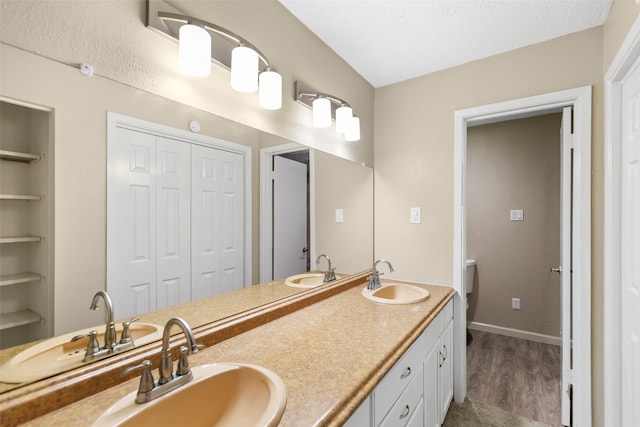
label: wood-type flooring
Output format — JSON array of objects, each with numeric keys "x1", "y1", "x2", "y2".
[{"x1": 466, "y1": 330, "x2": 562, "y2": 427}]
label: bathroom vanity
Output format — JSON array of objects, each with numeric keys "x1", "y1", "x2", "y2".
[{"x1": 2, "y1": 274, "x2": 454, "y2": 426}]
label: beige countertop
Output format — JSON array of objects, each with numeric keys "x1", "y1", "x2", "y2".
[{"x1": 21, "y1": 280, "x2": 454, "y2": 426}]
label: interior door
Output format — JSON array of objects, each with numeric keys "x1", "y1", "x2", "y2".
[
  {"x1": 621, "y1": 56, "x2": 640, "y2": 426},
  {"x1": 273, "y1": 155, "x2": 308, "y2": 279},
  {"x1": 560, "y1": 106, "x2": 573, "y2": 426}
]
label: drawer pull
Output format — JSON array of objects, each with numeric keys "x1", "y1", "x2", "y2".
[
  {"x1": 400, "y1": 366, "x2": 411, "y2": 379},
  {"x1": 400, "y1": 404, "x2": 410, "y2": 419}
]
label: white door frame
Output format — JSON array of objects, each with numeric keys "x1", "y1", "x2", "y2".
[
  {"x1": 107, "y1": 112, "x2": 253, "y2": 289},
  {"x1": 453, "y1": 86, "x2": 592, "y2": 426},
  {"x1": 259, "y1": 144, "x2": 315, "y2": 283},
  {"x1": 604, "y1": 14, "x2": 640, "y2": 427}
]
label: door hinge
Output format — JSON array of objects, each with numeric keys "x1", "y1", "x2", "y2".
[{"x1": 563, "y1": 367, "x2": 574, "y2": 386}]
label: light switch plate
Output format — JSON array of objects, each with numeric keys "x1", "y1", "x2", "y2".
[
  {"x1": 510, "y1": 209, "x2": 524, "y2": 221},
  {"x1": 335, "y1": 208, "x2": 344, "y2": 223},
  {"x1": 410, "y1": 207, "x2": 421, "y2": 224}
]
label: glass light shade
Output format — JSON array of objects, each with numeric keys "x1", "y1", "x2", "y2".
[
  {"x1": 345, "y1": 116, "x2": 361, "y2": 141},
  {"x1": 313, "y1": 97, "x2": 332, "y2": 128},
  {"x1": 231, "y1": 46, "x2": 259, "y2": 93},
  {"x1": 335, "y1": 105, "x2": 353, "y2": 133},
  {"x1": 178, "y1": 24, "x2": 211, "y2": 77},
  {"x1": 258, "y1": 70, "x2": 282, "y2": 110}
]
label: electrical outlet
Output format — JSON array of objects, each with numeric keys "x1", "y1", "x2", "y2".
[
  {"x1": 335, "y1": 208, "x2": 344, "y2": 223},
  {"x1": 512, "y1": 298, "x2": 521, "y2": 310}
]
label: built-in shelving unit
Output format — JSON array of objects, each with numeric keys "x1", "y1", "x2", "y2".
[{"x1": 0, "y1": 99, "x2": 53, "y2": 349}]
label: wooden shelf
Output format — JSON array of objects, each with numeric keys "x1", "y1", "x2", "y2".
[
  {"x1": 0, "y1": 149, "x2": 41, "y2": 163},
  {"x1": 0, "y1": 236, "x2": 42, "y2": 244},
  {"x1": 0, "y1": 272, "x2": 41, "y2": 287},
  {"x1": 0, "y1": 310, "x2": 41, "y2": 330},
  {"x1": 0, "y1": 194, "x2": 42, "y2": 201}
]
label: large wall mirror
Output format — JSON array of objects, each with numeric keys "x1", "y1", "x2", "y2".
[{"x1": 0, "y1": 0, "x2": 373, "y2": 392}]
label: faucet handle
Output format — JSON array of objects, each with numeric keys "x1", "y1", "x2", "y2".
[
  {"x1": 71, "y1": 330, "x2": 100, "y2": 356},
  {"x1": 121, "y1": 360, "x2": 155, "y2": 394},
  {"x1": 119, "y1": 317, "x2": 139, "y2": 344}
]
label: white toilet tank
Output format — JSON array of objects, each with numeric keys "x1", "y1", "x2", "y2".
[{"x1": 465, "y1": 259, "x2": 476, "y2": 294}]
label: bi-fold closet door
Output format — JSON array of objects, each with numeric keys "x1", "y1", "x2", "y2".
[{"x1": 108, "y1": 126, "x2": 244, "y2": 320}]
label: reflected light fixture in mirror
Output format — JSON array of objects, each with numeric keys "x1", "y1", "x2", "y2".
[
  {"x1": 178, "y1": 24, "x2": 211, "y2": 77},
  {"x1": 295, "y1": 80, "x2": 361, "y2": 141},
  {"x1": 313, "y1": 97, "x2": 331, "y2": 128},
  {"x1": 231, "y1": 45, "x2": 259, "y2": 93},
  {"x1": 158, "y1": 12, "x2": 282, "y2": 110}
]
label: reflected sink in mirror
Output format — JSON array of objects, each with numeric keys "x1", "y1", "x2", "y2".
[
  {"x1": 0, "y1": 323, "x2": 162, "y2": 384},
  {"x1": 284, "y1": 272, "x2": 345, "y2": 288},
  {"x1": 362, "y1": 283, "x2": 431, "y2": 305},
  {"x1": 93, "y1": 363, "x2": 286, "y2": 427}
]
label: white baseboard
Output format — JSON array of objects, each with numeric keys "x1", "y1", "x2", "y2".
[{"x1": 467, "y1": 321, "x2": 561, "y2": 346}]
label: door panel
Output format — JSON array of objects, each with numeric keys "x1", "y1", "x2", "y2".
[
  {"x1": 621, "y1": 57, "x2": 640, "y2": 427},
  {"x1": 156, "y1": 138, "x2": 191, "y2": 309},
  {"x1": 108, "y1": 127, "x2": 157, "y2": 319},
  {"x1": 273, "y1": 156, "x2": 308, "y2": 279}
]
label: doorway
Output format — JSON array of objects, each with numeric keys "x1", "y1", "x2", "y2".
[
  {"x1": 453, "y1": 86, "x2": 592, "y2": 426},
  {"x1": 465, "y1": 113, "x2": 563, "y2": 425},
  {"x1": 259, "y1": 144, "x2": 313, "y2": 283}
]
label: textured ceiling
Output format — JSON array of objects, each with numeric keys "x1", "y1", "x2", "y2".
[{"x1": 279, "y1": 0, "x2": 612, "y2": 88}]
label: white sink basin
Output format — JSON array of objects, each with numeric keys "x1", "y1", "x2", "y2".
[
  {"x1": 93, "y1": 363, "x2": 286, "y2": 427},
  {"x1": 284, "y1": 272, "x2": 343, "y2": 288},
  {"x1": 362, "y1": 283, "x2": 431, "y2": 305},
  {"x1": 0, "y1": 322, "x2": 162, "y2": 383}
]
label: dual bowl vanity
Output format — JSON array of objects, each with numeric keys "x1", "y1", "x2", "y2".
[{"x1": 0, "y1": 270, "x2": 454, "y2": 426}]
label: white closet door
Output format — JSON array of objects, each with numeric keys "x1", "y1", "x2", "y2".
[
  {"x1": 219, "y1": 150, "x2": 244, "y2": 293},
  {"x1": 191, "y1": 145, "x2": 221, "y2": 299},
  {"x1": 155, "y1": 137, "x2": 191, "y2": 309},
  {"x1": 191, "y1": 146, "x2": 244, "y2": 298},
  {"x1": 107, "y1": 127, "x2": 157, "y2": 320}
]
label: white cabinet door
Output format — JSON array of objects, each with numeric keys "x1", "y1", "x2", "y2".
[
  {"x1": 423, "y1": 343, "x2": 439, "y2": 427},
  {"x1": 439, "y1": 319, "x2": 454, "y2": 424}
]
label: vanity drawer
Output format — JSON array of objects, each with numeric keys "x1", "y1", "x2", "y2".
[
  {"x1": 374, "y1": 331, "x2": 427, "y2": 424},
  {"x1": 379, "y1": 365, "x2": 424, "y2": 427}
]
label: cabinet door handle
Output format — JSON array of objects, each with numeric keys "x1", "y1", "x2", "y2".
[
  {"x1": 442, "y1": 343, "x2": 448, "y2": 361},
  {"x1": 400, "y1": 366, "x2": 411, "y2": 379},
  {"x1": 400, "y1": 404, "x2": 410, "y2": 419},
  {"x1": 439, "y1": 351, "x2": 444, "y2": 368}
]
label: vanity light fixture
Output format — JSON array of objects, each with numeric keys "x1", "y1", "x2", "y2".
[
  {"x1": 178, "y1": 24, "x2": 211, "y2": 77},
  {"x1": 155, "y1": 12, "x2": 282, "y2": 110},
  {"x1": 295, "y1": 80, "x2": 361, "y2": 141}
]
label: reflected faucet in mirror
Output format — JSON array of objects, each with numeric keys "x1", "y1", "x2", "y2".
[
  {"x1": 368, "y1": 259, "x2": 395, "y2": 290},
  {"x1": 316, "y1": 254, "x2": 337, "y2": 283},
  {"x1": 70, "y1": 291, "x2": 139, "y2": 363}
]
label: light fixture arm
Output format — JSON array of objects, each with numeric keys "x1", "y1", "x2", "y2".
[
  {"x1": 158, "y1": 12, "x2": 274, "y2": 70},
  {"x1": 298, "y1": 92, "x2": 352, "y2": 109}
]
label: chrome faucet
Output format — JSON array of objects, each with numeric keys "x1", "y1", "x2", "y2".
[
  {"x1": 90, "y1": 290, "x2": 117, "y2": 349},
  {"x1": 121, "y1": 317, "x2": 203, "y2": 403},
  {"x1": 368, "y1": 259, "x2": 395, "y2": 290},
  {"x1": 71, "y1": 291, "x2": 138, "y2": 362},
  {"x1": 316, "y1": 254, "x2": 337, "y2": 283}
]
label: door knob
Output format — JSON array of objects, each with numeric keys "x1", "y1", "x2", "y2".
[{"x1": 551, "y1": 266, "x2": 563, "y2": 274}]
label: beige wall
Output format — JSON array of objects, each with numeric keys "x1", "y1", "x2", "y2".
[
  {"x1": 314, "y1": 150, "x2": 374, "y2": 274},
  {"x1": 466, "y1": 114, "x2": 562, "y2": 337}
]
